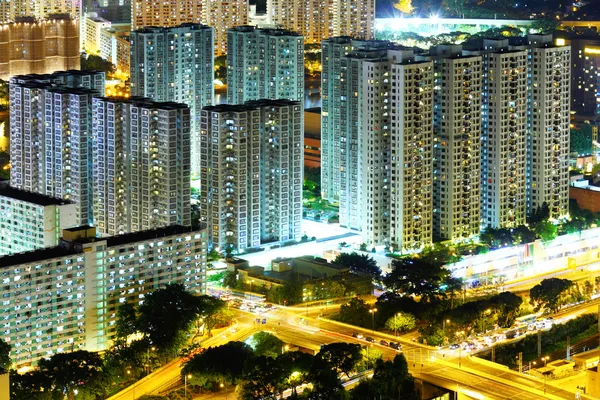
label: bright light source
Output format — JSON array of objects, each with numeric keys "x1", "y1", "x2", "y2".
[{"x1": 429, "y1": 13, "x2": 440, "y2": 23}]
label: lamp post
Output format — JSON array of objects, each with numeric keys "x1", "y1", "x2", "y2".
[
  {"x1": 305, "y1": 291, "x2": 312, "y2": 317},
  {"x1": 369, "y1": 308, "x2": 378, "y2": 332},
  {"x1": 220, "y1": 382, "x2": 228, "y2": 399},
  {"x1": 185, "y1": 374, "x2": 192, "y2": 398},
  {"x1": 529, "y1": 360, "x2": 536, "y2": 372},
  {"x1": 442, "y1": 319, "x2": 450, "y2": 341},
  {"x1": 542, "y1": 356, "x2": 550, "y2": 393}
]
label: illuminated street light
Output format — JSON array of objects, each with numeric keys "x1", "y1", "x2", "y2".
[{"x1": 369, "y1": 308, "x2": 378, "y2": 332}]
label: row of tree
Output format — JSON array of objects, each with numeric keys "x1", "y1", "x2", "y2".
[{"x1": 182, "y1": 335, "x2": 417, "y2": 400}]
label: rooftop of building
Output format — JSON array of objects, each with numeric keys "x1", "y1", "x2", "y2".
[
  {"x1": 0, "y1": 185, "x2": 73, "y2": 207},
  {"x1": 11, "y1": 70, "x2": 105, "y2": 85},
  {"x1": 93, "y1": 96, "x2": 190, "y2": 110},
  {"x1": 0, "y1": 225, "x2": 203, "y2": 268},
  {"x1": 203, "y1": 99, "x2": 301, "y2": 113},
  {"x1": 133, "y1": 23, "x2": 212, "y2": 34},
  {"x1": 12, "y1": 14, "x2": 73, "y2": 23},
  {"x1": 229, "y1": 25, "x2": 302, "y2": 37}
]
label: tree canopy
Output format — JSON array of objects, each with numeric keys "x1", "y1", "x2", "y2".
[
  {"x1": 383, "y1": 258, "x2": 451, "y2": 300},
  {"x1": 334, "y1": 252, "x2": 381, "y2": 280},
  {"x1": 530, "y1": 278, "x2": 573, "y2": 313},
  {"x1": 0, "y1": 338, "x2": 9, "y2": 373},
  {"x1": 183, "y1": 341, "x2": 253, "y2": 386},
  {"x1": 316, "y1": 342, "x2": 362, "y2": 377},
  {"x1": 249, "y1": 332, "x2": 284, "y2": 358}
]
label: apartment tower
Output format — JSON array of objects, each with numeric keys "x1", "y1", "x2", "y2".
[
  {"x1": 92, "y1": 97, "x2": 191, "y2": 236},
  {"x1": 431, "y1": 45, "x2": 482, "y2": 241},
  {"x1": 130, "y1": 24, "x2": 214, "y2": 178},
  {"x1": 227, "y1": 26, "x2": 304, "y2": 104},
  {"x1": 200, "y1": 100, "x2": 303, "y2": 253}
]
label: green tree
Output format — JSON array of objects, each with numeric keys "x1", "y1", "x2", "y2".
[
  {"x1": 338, "y1": 297, "x2": 371, "y2": 327},
  {"x1": 249, "y1": 332, "x2": 284, "y2": 358},
  {"x1": 529, "y1": 202, "x2": 550, "y2": 225},
  {"x1": 197, "y1": 295, "x2": 226, "y2": 337},
  {"x1": 490, "y1": 292, "x2": 523, "y2": 328},
  {"x1": 351, "y1": 354, "x2": 416, "y2": 400},
  {"x1": 183, "y1": 341, "x2": 253, "y2": 386},
  {"x1": 137, "y1": 284, "x2": 201, "y2": 358},
  {"x1": 0, "y1": 338, "x2": 9, "y2": 373},
  {"x1": 278, "y1": 351, "x2": 314, "y2": 396},
  {"x1": 358, "y1": 345, "x2": 383, "y2": 371},
  {"x1": 530, "y1": 278, "x2": 573, "y2": 313},
  {"x1": 385, "y1": 313, "x2": 416, "y2": 333},
  {"x1": 37, "y1": 350, "x2": 105, "y2": 399},
  {"x1": 535, "y1": 220, "x2": 558, "y2": 242},
  {"x1": 0, "y1": 79, "x2": 8, "y2": 109},
  {"x1": 530, "y1": 17, "x2": 560, "y2": 34},
  {"x1": 115, "y1": 302, "x2": 138, "y2": 342},
  {"x1": 223, "y1": 271, "x2": 239, "y2": 288},
  {"x1": 80, "y1": 53, "x2": 116, "y2": 75},
  {"x1": 316, "y1": 342, "x2": 362, "y2": 377},
  {"x1": 239, "y1": 355, "x2": 287, "y2": 400},
  {"x1": 334, "y1": 252, "x2": 381, "y2": 280},
  {"x1": 383, "y1": 258, "x2": 450, "y2": 300}
]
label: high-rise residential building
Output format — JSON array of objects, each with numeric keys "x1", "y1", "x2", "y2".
[
  {"x1": 389, "y1": 55, "x2": 434, "y2": 252},
  {"x1": 0, "y1": 182, "x2": 77, "y2": 256},
  {"x1": 477, "y1": 39, "x2": 528, "y2": 229},
  {"x1": 9, "y1": 71, "x2": 105, "y2": 226},
  {"x1": 527, "y1": 35, "x2": 571, "y2": 220},
  {"x1": 0, "y1": 225, "x2": 207, "y2": 366},
  {"x1": 227, "y1": 26, "x2": 304, "y2": 104},
  {"x1": 130, "y1": 24, "x2": 214, "y2": 178},
  {"x1": 130, "y1": 0, "x2": 202, "y2": 30},
  {"x1": 321, "y1": 38, "x2": 434, "y2": 251},
  {"x1": 0, "y1": 1, "x2": 80, "y2": 22},
  {"x1": 267, "y1": 0, "x2": 374, "y2": 44},
  {"x1": 205, "y1": 0, "x2": 248, "y2": 56},
  {"x1": 431, "y1": 45, "x2": 482, "y2": 242},
  {"x1": 82, "y1": 12, "x2": 112, "y2": 55},
  {"x1": 321, "y1": 36, "x2": 355, "y2": 203},
  {"x1": 0, "y1": 15, "x2": 80, "y2": 80},
  {"x1": 130, "y1": 0, "x2": 247, "y2": 56},
  {"x1": 92, "y1": 97, "x2": 191, "y2": 236},
  {"x1": 200, "y1": 100, "x2": 303, "y2": 253}
]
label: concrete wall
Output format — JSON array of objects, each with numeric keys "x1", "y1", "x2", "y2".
[{"x1": 570, "y1": 186, "x2": 600, "y2": 213}]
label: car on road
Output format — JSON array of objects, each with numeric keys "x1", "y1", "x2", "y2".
[
  {"x1": 365, "y1": 336, "x2": 375, "y2": 343},
  {"x1": 389, "y1": 342, "x2": 402, "y2": 350},
  {"x1": 379, "y1": 340, "x2": 389, "y2": 346},
  {"x1": 352, "y1": 332, "x2": 364, "y2": 339},
  {"x1": 449, "y1": 343, "x2": 460, "y2": 350}
]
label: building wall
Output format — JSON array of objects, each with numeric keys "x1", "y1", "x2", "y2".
[
  {"x1": 570, "y1": 186, "x2": 600, "y2": 213},
  {"x1": 433, "y1": 53, "x2": 482, "y2": 241},
  {"x1": 131, "y1": 0, "x2": 202, "y2": 30},
  {"x1": 390, "y1": 60, "x2": 434, "y2": 251},
  {"x1": 0, "y1": 0, "x2": 79, "y2": 22},
  {"x1": 227, "y1": 27, "x2": 304, "y2": 105},
  {"x1": 205, "y1": 0, "x2": 247, "y2": 56},
  {"x1": 0, "y1": 16, "x2": 80, "y2": 80},
  {"x1": 481, "y1": 46, "x2": 528, "y2": 229},
  {"x1": 0, "y1": 227, "x2": 207, "y2": 366},
  {"x1": 92, "y1": 98, "x2": 191, "y2": 236},
  {"x1": 83, "y1": 14, "x2": 111, "y2": 55},
  {"x1": 130, "y1": 25, "x2": 214, "y2": 178},
  {"x1": 304, "y1": 137, "x2": 321, "y2": 168},
  {"x1": 529, "y1": 43, "x2": 571, "y2": 219}
]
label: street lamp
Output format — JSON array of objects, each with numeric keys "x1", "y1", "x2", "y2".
[
  {"x1": 542, "y1": 356, "x2": 550, "y2": 393},
  {"x1": 442, "y1": 319, "x2": 450, "y2": 341},
  {"x1": 185, "y1": 374, "x2": 192, "y2": 398},
  {"x1": 220, "y1": 382, "x2": 228, "y2": 399},
  {"x1": 305, "y1": 291, "x2": 312, "y2": 317},
  {"x1": 529, "y1": 360, "x2": 537, "y2": 372},
  {"x1": 368, "y1": 308, "x2": 378, "y2": 332}
]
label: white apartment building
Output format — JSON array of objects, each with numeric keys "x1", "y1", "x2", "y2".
[
  {"x1": 321, "y1": 36, "x2": 355, "y2": 204},
  {"x1": 131, "y1": 0, "x2": 203, "y2": 30},
  {"x1": 0, "y1": 183, "x2": 77, "y2": 256},
  {"x1": 0, "y1": 0, "x2": 79, "y2": 22},
  {"x1": 9, "y1": 72, "x2": 105, "y2": 227},
  {"x1": 389, "y1": 57, "x2": 434, "y2": 252},
  {"x1": 267, "y1": 0, "x2": 374, "y2": 43},
  {"x1": 82, "y1": 12, "x2": 111, "y2": 55},
  {"x1": 478, "y1": 39, "x2": 528, "y2": 229},
  {"x1": 0, "y1": 225, "x2": 207, "y2": 366},
  {"x1": 200, "y1": 100, "x2": 303, "y2": 253},
  {"x1": 199, "y1": 104, "x2": 261, "y2": 252},
  {"x1": 92, "y1": 97, "x2": 192, "y2": 236},
  {"x1": 528, "y1": 35, "x2": 571, "y2": 220},
  {"x1": 130, "y1": 24, "x2": 214, "y2": 179},
  {"x1": 431, "y1": 46, "x2": 482, "y2": 241},
  {"x1": 227, "y1": 26, "x2": 304, "y2": 104}
]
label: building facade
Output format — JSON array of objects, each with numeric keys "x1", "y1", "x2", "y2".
[
  {"x1": 431, "y1": 46, "x2": 482, "y2": 242},
  {"x1": 0, "y1": 15, "x2": 80, "y2": 81},
  {"x1": 0, "y1": 225, "x2": 207, "y2": 366},
  {"x1": 9, "y1": 72, "x2": 105, "y2": 227},
  {"x1": 200, "y1": 100, "x2": 303, "y2": 253},
  {"x1": 227, "y1": 26, "x2": 304, "y2": 104},
  {"x1": 92, "y1": 97, "x2": 191, "y2": 236},
  {"x1": 205, "y1": 0, "x2": 248, "y2": 56},
  {"x1": 0, "y1": 0, "x2": 79, "y2": 22},
  {"x1": 267, "y1": 0, "x2": 374, "y2": 44},
  {"x1": 130, "y1": 24, "x2": 214, "y2": 178},
  {"x1": 0, "y1": 184, "x2": 77, "y2": 256},
  {"x1": 131, "y1": 0, "x2": 203, "y2": 30},
  {"x1": 478, "y1": 40, "x2": 528, "y2": 229},
  {"x1": 528, "y1": 35, "x2": 571, "y2": 220}
]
